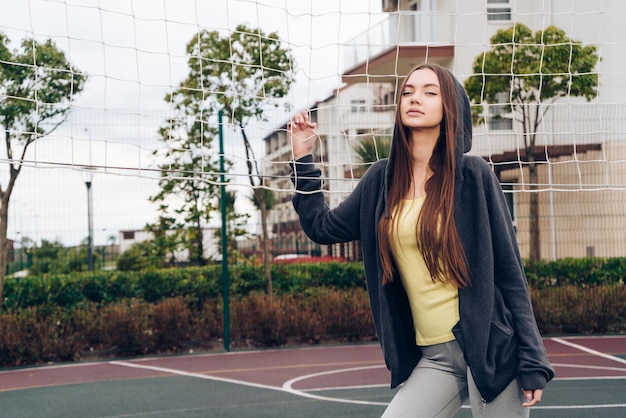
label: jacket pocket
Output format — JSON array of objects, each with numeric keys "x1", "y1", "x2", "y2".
[{"x1": 488, "y1": 288, "x2": 518, "y2": 370}]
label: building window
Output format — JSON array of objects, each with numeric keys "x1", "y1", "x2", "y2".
[
  {"x1": 382, "y1": 0, "x2": 398, "y2": 13},
  {"x1": 489, "y1": 117, "x2": 513, "y2": 130},
  {"x1": 351, "y1": 100, "x2": 367, "y2": 113},
  {"x1": 383, "y1": 92, "x2": 395, "y2": 106},
  {"x1": 488, "y1": 92, "x2": 513, "y2": 130},
  {"x1": 487, "y1": 0, "x2": 511, "y2": 21},
  {"x1": 408, "y1": 0, "x2": 420, "y2": 12}
]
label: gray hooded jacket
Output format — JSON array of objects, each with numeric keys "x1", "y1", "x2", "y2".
[{"x1": 290, "y1": 73, "x2": 554, "y2": 402}]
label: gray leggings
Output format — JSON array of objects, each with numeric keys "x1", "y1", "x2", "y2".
[{"x1": 382, "y1": 340, "x2": 528, "y2": 418}]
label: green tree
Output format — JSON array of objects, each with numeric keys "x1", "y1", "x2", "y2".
[
  {"x1": 70, "y1": 238, "x2": 104, "y2": 273},
  {"x1": 28, "y1": 239, "x2": 66, "y2": 275},
  {"x1": 149, "y1": 83, "x2": 223, "y2": 267},
  {"x1": 250, "y1": 187, "x2": 278, "y2": 292},
  {"x1": 142, "y1": 214, "x2": 183, "y2": 268},
  {"x1": 116, "y1": 244, "x2": 150, "y2": 272},
  {"x1": 26, "y1": 238, "x2": 99, "y2": 275},
  {"x1": 0, "y1": 34, "x2": 87, "y2": 307},
  {"x1": 178, "y1": 24, "x2": 295, "y2": 294},
  {"x1": 211, "y1": 190, "x2": 252, "y2": 264},
  {"x1": 352, "y1": 134, "x2": 391, "y2": 175},
  {"x1": 464, "y1": 24, "x2": 599, "y2": 263},
  {"x1": 223, "y1": 190, "x2": 251, "y2": 254}
]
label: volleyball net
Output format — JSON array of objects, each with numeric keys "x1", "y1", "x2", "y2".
[{"x1": 0, "y1": 0, "x2": 625, "y2": 260}]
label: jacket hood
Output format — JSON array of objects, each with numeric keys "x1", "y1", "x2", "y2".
[
  {"x1": 454, "y1": 70, "x2": 473, "y2": 156},
  {"x1": 383, "y1": 68, "x2": 473, "y2": 218}
]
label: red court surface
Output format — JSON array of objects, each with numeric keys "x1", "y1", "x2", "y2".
[
  {"x1": 1, "y1": 335, "x2": 625, "y2": 394},
  {"x1": 0, "y1": 344, "x2": 387, "y2": 393},
  {"x1": 544, "y1": 336, "x2": 626, "y2": 380},
  {"x1": 1, "y1": 336, "x2": 625, "y2": 418}
]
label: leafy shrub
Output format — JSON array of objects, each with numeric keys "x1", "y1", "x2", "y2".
[
  {"x1": 99, "y1": 299, "x2": 152, "y2": 356},
  {"x1": 2, "y1": 262, "x2": 367, "y2": 312},
  {"x1": 0, "y1": 306, "x2": 84, "y2": 366},
  {"x1": 525, "y1": 257, "x2": 626, "y2": 288},
  {"x1": 0, "y1": 290, "x2": 375, "y2": 367},
  {"x1": 532, "y1": 285, "x2": 626, "y2": 334},
  {"x1": 1, "y1": 258, "x2": 625, "y2": 368},
  {"x1": 151, "y1": 297, "x2": 192, "y2": 351}
]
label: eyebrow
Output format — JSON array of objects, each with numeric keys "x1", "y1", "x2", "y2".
[{"x1": 404, "y1": 82, "x2": 440, "y2": 89}]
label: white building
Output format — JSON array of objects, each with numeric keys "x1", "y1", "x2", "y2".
[
  {"x1": 119, "y1": 227, "x2": 221, "y2": 263},
  {"x1": 264, "y1": 0, "x2": 626, "y2": 260}
]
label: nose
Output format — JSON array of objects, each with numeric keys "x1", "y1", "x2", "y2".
[{"x1": 410, "y1": 93, "x2": 421, "y2": 104}]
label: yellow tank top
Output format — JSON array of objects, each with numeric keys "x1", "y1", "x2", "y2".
[{"x1": 390, "y1": 197, "x2": 459, "y2": 346}]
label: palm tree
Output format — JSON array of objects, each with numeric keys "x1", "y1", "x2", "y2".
[
  {"x1": 250, "y1": 187, "x2": 277, "y2": 295},
  {"x1": 351, "y1": 134, "x2": 391, "y2": 175}
]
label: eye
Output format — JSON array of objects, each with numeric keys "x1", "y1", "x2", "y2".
[{"x1": 402, "y1": 90, "x2": 413, "y2": 96}]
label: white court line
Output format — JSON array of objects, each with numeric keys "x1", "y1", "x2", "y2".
[
  {"x1": 282, "y1": 365, "x2": 389, "y2": 406},
  {"x1": 110, "y1": 358, "x2": 626, "y2": 411},
  {"x1": 108, "y1": 360, "x2": 284, "y2": 393},
  {"x1": 4, "y1": 337, "x2": 625, "y2": 412},
  {"x1": 307, "y1": 383, "x2": 387, "y2": 392},
  {"x1": 108, "y1": 344, "x2": 626, "y2": 413},
  {"x1": 551, "y1": 337, "x2": 626, "y2": 366},
  {"x1": 551, "y1": 363, "x2": 626, "y2": 373},
  {"x1": 532, "y1": 404, "x2": 626, "y2": 410},
  {"x1": 282, "y1": 363, "x2": 626, "y2": 410},
  {"x1": 111, "y1": 360, "x2": 390, "y2": 406}
]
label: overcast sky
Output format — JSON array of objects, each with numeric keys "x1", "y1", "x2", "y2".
[{"x1": 0, "y1": 0, "x2": 385, "y2": 247}]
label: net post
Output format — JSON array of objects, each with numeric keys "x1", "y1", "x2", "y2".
[{"x1": 218, "y1": 109, "x2": 230, "y2": 352}]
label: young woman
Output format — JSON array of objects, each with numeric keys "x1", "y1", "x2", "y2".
[{"x1": 288, "y1": 63, "x2": 554, "y2": 417}]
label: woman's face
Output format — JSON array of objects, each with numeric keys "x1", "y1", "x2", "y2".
[{"x1": 399, "y1": 68, "x2": 443, "y2": 132}]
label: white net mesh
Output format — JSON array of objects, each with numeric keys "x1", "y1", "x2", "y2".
[{"x1": 0, "y1": 0, "x2": 624, "y2": 259}]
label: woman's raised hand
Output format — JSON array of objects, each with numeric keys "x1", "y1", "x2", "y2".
[{"x1": 289, "y1": 111, "x2": 318, "y2": 160}]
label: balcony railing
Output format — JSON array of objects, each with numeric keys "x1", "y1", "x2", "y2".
[{"x1": 342, "y1": 14, "x2": 454, "y2": 72}]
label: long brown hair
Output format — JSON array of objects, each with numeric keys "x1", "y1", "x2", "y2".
[{"x1": 377, "y1": 63, "x2": 471, "y2": 288}]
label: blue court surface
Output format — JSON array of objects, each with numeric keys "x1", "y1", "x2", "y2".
[{"x1": 0, "y1": 336, "x2": 624, "y2": 417}]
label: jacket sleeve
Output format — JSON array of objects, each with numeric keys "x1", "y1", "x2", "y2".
[
  {"x1": 482, "y1": 164, "x2": 555, "y2": 391},
  {"x1": 290, "y1": 154, "x2": 367, "y2": 244}
]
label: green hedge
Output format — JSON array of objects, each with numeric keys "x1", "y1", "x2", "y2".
[
  {"x1": 0, "y1": 257, "x2": 624, "y2": 368},
  {"x1": 1, "y1": 284, "x2": 623, "y2": 368},
  {"x1": 3, "y1": 262, "x2": 366, "y2": 312},
  {"x1": 0, "y1": 289, "x2": 375, "y2": 367},
  {"x1": 525, "y1": 257, "x2": 626, "y2": 288},
  {"x1": 532, "y1": 285, "x2": 626, "y2": 334},
  {"x1": 5, "y1": 257, "x2": 624, "y2": 312}
]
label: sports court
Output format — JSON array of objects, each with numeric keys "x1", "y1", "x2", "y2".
[{"x1": 0, "y1": 335, "x2": 624, "y2": 417}]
